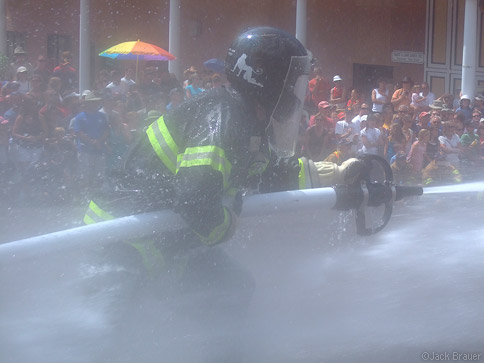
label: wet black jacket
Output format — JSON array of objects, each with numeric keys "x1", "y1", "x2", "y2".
[{"x1": 123, "y1": 87, "x2": 289, "y2": 245}]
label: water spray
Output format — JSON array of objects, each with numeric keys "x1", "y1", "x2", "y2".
[
  {"x1": 423, "y1": 182, "x2": 484, "y2": 195},
  {"x1": 0, "y1": 156, "x2": 423, "y2": 260}
]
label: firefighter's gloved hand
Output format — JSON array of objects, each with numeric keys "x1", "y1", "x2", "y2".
[
  {"x1": 313, "y1": 158, "x2": 367, "y2": 187},
  {"x1": 260, "y1": 157, "x2": 301, "y2": 192}
]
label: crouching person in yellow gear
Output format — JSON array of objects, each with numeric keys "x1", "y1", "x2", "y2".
[
  {"x1": 83, "y1": 27, "x2": 368, "y2": 277},
  {"x1": 82, "y1": 29, "x2": 373, "y2": 331},
  {"x1": 81, "y1": 30, "x2": 371, "y2": 360},
  {"x1": 422, "y1": 150, "x2": 462, "y2": 186}
]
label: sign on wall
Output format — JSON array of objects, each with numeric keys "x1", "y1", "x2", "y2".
[{"x1": 391, "y1": 50, "x2": 424, "y2": 64}]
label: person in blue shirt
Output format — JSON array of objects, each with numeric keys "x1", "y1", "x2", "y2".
[
  {"x1": 166, "y1": 88, "x2": 184, "y2": 111},
  {"x1": 3, "y1": 92, "x2": 23, "y2": 126},
  {"x1": 456, "y1": 95, "x2": 473, "y2": 123},
  {"x1": 185, "y1": 73, "x2": 205, "y2": 99},
  {"x1": 72, "y1": 92, "x2": 109, "y2": 191}
]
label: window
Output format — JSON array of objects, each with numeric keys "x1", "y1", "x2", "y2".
[
  {"x1": 47, "y1": 34, "x2": 72, "y2": 65},
  {"x1": 6, "y1": 31, "x2": 26, "y2": 59}
]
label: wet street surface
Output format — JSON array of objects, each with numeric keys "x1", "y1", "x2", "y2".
[{"x1": 1, "y1": 191, "x2": 484, "y2": 362}]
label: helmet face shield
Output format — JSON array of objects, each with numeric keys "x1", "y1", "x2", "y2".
[{"x1": 267, "y1": 56, "x2": 310, "y2": 158}]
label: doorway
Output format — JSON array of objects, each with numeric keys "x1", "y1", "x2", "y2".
[{"x1": 352, "y1": 63, "x2": 394, "y2": 102}]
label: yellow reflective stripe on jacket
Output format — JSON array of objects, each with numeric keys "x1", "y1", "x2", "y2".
[
  {"x1": 83, "y1": 214, "x2": 96, "y2": 225},
  {"x1": 146, "y1": 116, "x2": 179, "y2": 174},
  {"x1": 128, "y1": 239, "x2": 165, "y2": 274},
  {"x1": 247, "y1": 154, "x2": 269, "y2": 177},
  {"x1": 298, "y1": 158, "x2": 313, "y2": 189},
  {"x1": 298, "y1": 158, "x2": 306, "y2": 189},
  {"x1": 452, "y1": 169, "x2": 462, "y2": 182},
  {"x1": 83, "y1": 200, "x2": 115, "y2": 225},
  {"x1": 178, "y1": 145, "x2": 232, "y2": 188},
  {"x1": 196, "y1": 207, "x2": 231, "y2": 246}
]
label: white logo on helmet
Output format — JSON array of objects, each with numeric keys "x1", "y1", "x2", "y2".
[{"x1": 231, "y1": 53, "x2": 263, "y2": 88}]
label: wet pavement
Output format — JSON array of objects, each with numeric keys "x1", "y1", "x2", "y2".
[{"x1": 1, "y1": 189, "x2": 484, "y2": 362}]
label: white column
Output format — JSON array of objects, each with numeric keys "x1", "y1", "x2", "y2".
[
  {"x1": 168, "y1": 0, "x2": 181, "y2": 80},
  {"x1": 461, "y1": 0, "x2": 478, "y2": 98},
  {"x1": 0, "y1": 0, "x2": 7, "y2": 56},
  {"x1": 296, "y1": 0, "x2": 307, "y2": 47},
  {"x1": 79, "y1": 0, "x2": 91, "y2": 93}
]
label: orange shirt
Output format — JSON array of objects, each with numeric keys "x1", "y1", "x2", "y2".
[
  {"x1": 392, "y1": 88, "x2": 411, "y2": 109},
  {"x1": 309, "y1": 77, "x2": 330, "y2": 105}
]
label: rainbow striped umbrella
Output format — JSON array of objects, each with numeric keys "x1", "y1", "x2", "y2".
[
  {"x1": 99, "y1": 40, "x2": 175, "y2": 82},
  {"x1": 98, "y1": 40, "x2": 175, "y2": 61}
]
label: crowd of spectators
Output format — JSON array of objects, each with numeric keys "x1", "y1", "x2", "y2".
[
  {"x1": 1, "y1": 45, "x2": 482, "y2": 205},
  {"x1": 0, "y1": 46, "x2": 226, "y2": 204},
  {"x1": 302, "y1": 71, "x2": 484, "y2": 186}
]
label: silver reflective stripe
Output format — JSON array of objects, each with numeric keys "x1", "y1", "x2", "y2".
[
  {"x1": 150, "y1": 120, "x2": 178, "y2": 172},
  {"x1": 177, "y1": 151, "x2": 231, "y2": 175},
  {"x1": 84, "y1": 207, "x2": 106, "y2": 224}
]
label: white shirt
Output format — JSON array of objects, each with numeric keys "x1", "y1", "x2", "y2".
[
  {"x1": 372, "y1": 88, "x2": 389, "y2": 112},
  {"x1": 351, "y1": 114, "x2": 366, "y2": 149},
  {"x1": 350, "y1": 114, "x2": 366, "y2": 135},
  {"x1": 438, "y1": 134, "x2": 460, "y2": 165},
  {"x1": 360, "y1": 127, "x2": 381, "y2": 155},
  {"x1": 17, "y1": 80, "x2": 30, "y2": 94},
  {"x1": 120, "y1": 77, "x2": 136, "y2": 94},
  {"x1": 121, "y1": 77, "x2": 135, "y2": 86},
  {"x1": 417, "y1": 91, "x2": 436, "y2": 107},
  {"x1": 106, "y1": 82, "x2": 123, "y2": 94},
  {"x1": 336, "y1": 118, "x2": 361, "y2": 148},
  {"x1": 411, "y1": 92, "x2": 422, "y2": 107},
  {"x1": 335, "y1": 120, "x2": 351, "y2": 136}
]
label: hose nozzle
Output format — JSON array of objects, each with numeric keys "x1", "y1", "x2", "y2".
[{"x1": 332, "y1": 155, "x2": 425, "y2": 235}]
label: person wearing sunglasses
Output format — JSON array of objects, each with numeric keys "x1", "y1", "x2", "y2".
[
  {"x1": 470, "y1": 111, "x2": 482, "y2": 126},
  {"x1": 426, "y1": 116, "x2": 442, "y2": 160},
  {"x1": 473, "y1": 96, "x2": 484, "y2": 116}
]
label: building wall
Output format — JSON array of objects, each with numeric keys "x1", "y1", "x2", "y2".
[
  {"x1": 6, "y1": 0, "x2": 426, "y2": 93},
  {"x1": 307, "y1": 0, "x2": 426, "y2": 88},
  {"x1": 7, "y1": 0, "x2": 79, "y2": 70},
  {"x1": 176, "y1": 0, "x2": 295, "y2": 71},
  {"x1": 426, "y1": 0, "x2": 484, "y2": 97}
]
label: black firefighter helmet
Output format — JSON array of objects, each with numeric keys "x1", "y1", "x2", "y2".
[{"x1": 225, "y1": 26, "x2": 311, "y2": 158}]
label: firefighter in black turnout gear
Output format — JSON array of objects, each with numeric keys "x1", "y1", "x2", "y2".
[{"x1": 84, "y1": 27, "x2": 365, "y2": 267}]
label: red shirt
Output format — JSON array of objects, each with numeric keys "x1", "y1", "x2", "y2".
[
  {"x1": 347, "y1": 98, "x2": 363, "y2": 110},
  {"x1": 53, "y1": 63, "x2": 76, "y2": 74},
  {"x1": 331, "y1": 87, "x2": 344, "y2": 100},
  {"x1": 53, "y1": 63, "x2": 78, "y2": 92},
  {"x1": 308, "y1": 76, "x2": 330, "y2": 105}
]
